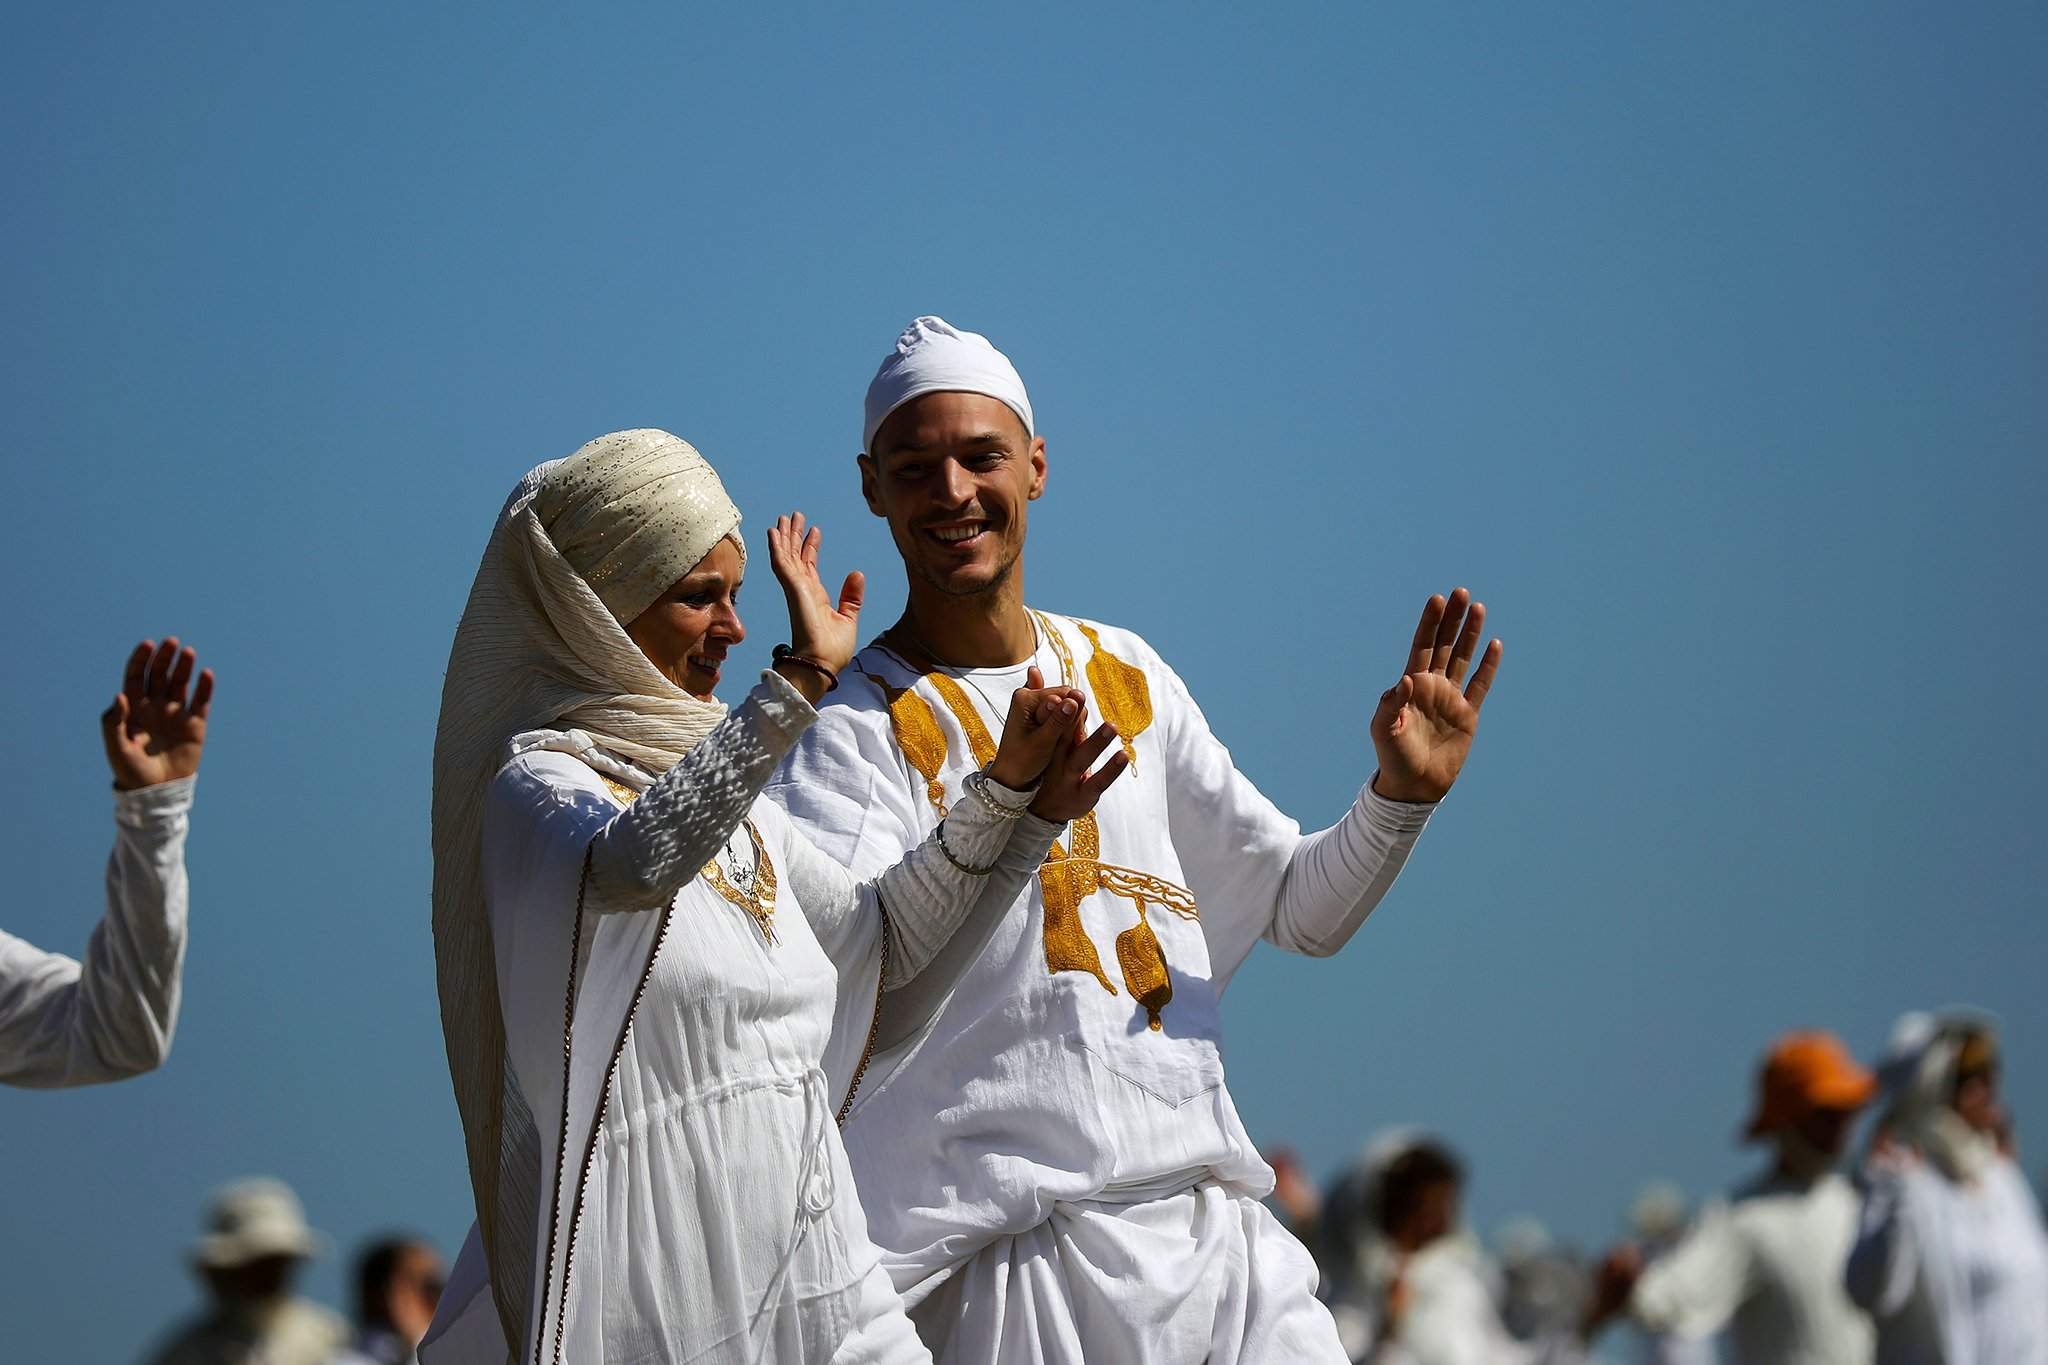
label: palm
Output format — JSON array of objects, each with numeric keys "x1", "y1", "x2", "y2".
[
  {"x1": 766, "y1": 512, "x2": 864, "y2": 672},
  {"x1": 102, "y1": 638, "x2": 214, "y2": 790},
  {"x1": 1370, "y1": 589, "x2": 1501, "y2": 803}
]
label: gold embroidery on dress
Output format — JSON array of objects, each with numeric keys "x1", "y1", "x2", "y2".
[
  {"x1": 1074, "y1": 621, "x2": 1153, "y2": 769},
  {"x1": 878, "y1": 615, "x2": 1198, "y2": 1029},
  {"x1": 698, "y1": 818, "x2": 778, "y2": 945},
  {"x1": 598, "y1": 773, "x2": 779, "y2": 944}
]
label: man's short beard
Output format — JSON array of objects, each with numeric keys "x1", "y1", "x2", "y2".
[{"x1": 913, "y1": 545, "x2": 1019, "y2": 598}]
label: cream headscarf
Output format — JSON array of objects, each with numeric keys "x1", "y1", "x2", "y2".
[{"x1": 430, "y1": 428, "x2": 743, "y2": 1347}]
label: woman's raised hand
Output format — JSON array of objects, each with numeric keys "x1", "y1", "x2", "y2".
[
  {"x1": 766, "y1": 513, "x2": 863, "y2": 702},
  {"x1": 101, "y1": 638, "x2": 214, "y2": 791},
  {"x1": 988, "y1": 667, "x2": 1089, "y2": 790}
]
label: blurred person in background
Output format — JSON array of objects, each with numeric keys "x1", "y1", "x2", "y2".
[
  {"x1": 331, "y1": 1237, "x2": 444, "y2": 1365},
  {"x1": 1585, "y1": 1030, "x2": 1877, "y2": 1365},
  {"x1": 1313, "y1": 1131, "x2": 1583, "y2": 1365},
  {"x1": 1, "y1": 638, "x2": 211, "y2": 1087},
  {"x1": 145, "y1": 1177, "x2": 347, "y2": 1365},
  {"x1": 1617, "y1": 1182, "x2": 1719, "y2": 1365},
  {"x1": 1846, "y1": 1011, "x2": 2048, "y2": 1363},
  {"x1": 1494, "y1": 1217, "x2": 1590, "y2": 1346}
]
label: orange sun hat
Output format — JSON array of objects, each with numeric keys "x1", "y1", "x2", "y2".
[{"x1": 1743, "y1": 1031, "x2": 1878, "y2": 1138}]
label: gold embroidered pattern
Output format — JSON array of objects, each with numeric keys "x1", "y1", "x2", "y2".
[
  {"x1": 599, "y1": 775, "x2": 641, "y2": 807},
  {"x1": 875, "y1": 614, "x2": 1198, "y2": 1030},
  {"x1": 882, "y1": 682, "x2": 952, "y2": 817},
  {"x1": 1075, "y1": 621, "x2": 1153, "y2": 769},
  {"x1": 698, "y1": 818, "x2": 778, "y2": 945}
]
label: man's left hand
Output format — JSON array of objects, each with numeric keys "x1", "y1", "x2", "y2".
[{"x1": 1369, "y1": 588, "x2": 1501, "y2": 803}]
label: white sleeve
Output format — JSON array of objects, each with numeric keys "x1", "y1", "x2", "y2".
[
  {"x1": 1158, "y1": 657, "x2": 1434, "y2": 984},
  {"x1": 584, "y1": 672, "x2": 815, "y2": 912},
  {"x1": 773, "y1": 773, "x2": 1048, "y2": 989},
  {"x1": 0, "y1": 777, "x2": 194, "y2": 1088},
  {"x1": 1843, "y1": 1165, "x2": 1921, "y2": 1316},
  {"x1": 1629, "y1": 1203, "x2": 1754, "y2": 1338}
]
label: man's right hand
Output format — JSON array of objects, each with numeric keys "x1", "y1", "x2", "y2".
[
  {"x1": 1028, "y1": 712, "x2": 1128, "y2": 823},
  {"x1": 101, "y1": 638, "x2": 214, "y2": 791}
]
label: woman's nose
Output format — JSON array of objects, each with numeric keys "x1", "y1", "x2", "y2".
[{"x1": 717, "y1": 604, "x2": 746, "y2": 645}]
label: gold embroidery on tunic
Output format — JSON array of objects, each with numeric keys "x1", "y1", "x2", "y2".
[
  {"x1": 882, "y1": 682, "x2": 952, "y2": 817},
  {"x1": 876, "y1": 615, "x2": 1198, "y2": 1027},
  {"x1": 1075, "y1": 620, "x2": 1153, "y2": 769}
]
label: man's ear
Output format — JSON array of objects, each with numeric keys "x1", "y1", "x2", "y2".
[
  {"x1": 1026, "y1": 436, "x2": 1048, "y2": 501},
  {"x1": 857, "y1": 453, "x2": 886, "y2": 517}
]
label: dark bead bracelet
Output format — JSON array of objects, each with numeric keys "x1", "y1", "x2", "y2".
[{"x1": 771, "y1": 644, "x2": 840, "y2": 692}]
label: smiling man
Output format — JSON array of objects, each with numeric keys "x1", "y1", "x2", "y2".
[{"x1": 767, "y1": 315, "x2": 1504, "y2": 1363}]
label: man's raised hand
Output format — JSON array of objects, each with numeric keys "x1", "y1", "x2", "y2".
[
  {"x1": 101, "y1": 638, "x2": 214, "y2": 791},
  {"x1": 1368, "y1": 588, "x2": 1501, "y2": 803},
  {"x1": 988, "y1": 667, "x2": 1088, "y2": 790},
  {"x1": 1029, "y1": 713, "x2": 1129, "y2": 823}
]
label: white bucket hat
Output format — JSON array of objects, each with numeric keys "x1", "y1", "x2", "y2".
[{"x1": 191, "y1": 1177, "x2": 326, "y2": 1269}]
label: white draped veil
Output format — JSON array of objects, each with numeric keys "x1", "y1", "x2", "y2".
[{"x1": 430, "y1": 429, "x2": 743, "y2": 1348}]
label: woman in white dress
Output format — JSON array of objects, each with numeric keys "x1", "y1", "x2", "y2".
[{"x1": 424, "y1": 430, "x2": 1127, "y2": 1365}]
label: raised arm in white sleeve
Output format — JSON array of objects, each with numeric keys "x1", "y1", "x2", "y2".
[
  {"x1": 581, "y1": 671, "x2": 817, "y2": 912},
  {"x1": 1843, "y1": 1164, "x2": 1922, "y2": 1318},
  {"x1": 1157, "y1": 657, "x2": 1436, "y2": 984},
  {"x1": 0, "y1": 777, "x2": 194, "y2": 1088}
]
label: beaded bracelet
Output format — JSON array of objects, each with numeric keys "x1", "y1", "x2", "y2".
[
  {"x1": 771, "y1": 644, "x2": 839, "y2": 692},
  {"x1": 962, "y1": 767, "x2": 1033, "y2": 820}
]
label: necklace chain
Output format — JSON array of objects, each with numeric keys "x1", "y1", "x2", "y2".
[{"x1": 892, "y1": 613, "x2": 1054, "y2": 726}]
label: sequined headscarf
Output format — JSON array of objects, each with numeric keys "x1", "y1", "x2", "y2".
[{"x1": 430, "y1": 429, "x2": 743, "y2": 1347}]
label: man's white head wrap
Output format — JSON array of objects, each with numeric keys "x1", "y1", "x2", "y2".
[
  {"x1": 429, "y1": 429, "x2": 743, "y2": 1347},
  {"x1": 862, "y1": 315, "x2": 1035, "y2": 454}
]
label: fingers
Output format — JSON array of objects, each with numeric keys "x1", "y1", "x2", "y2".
[
  {"x1": 1079, "y1": 750, "x2": 1131, "y2": 802},
  {"x1": 123, "y1": 641, "x2": 153, "y2": 704},
  {"x1": 145, "y1": 637, "x2": 180, "y2": 701},
  {"x1": 166, "y1": 646, "x2": 197, "y2": 704},
  {"x1": 1427, "y1": 589, "x2": 1469, "y2": 673},
  {"x1": 1371, "y1": 675, "x2": 1414, "y2": 739},
  {"x1": 1444, "y1": 600, "x2": 1485, "y2": 684},
  {"x1": 101, "y1": 692, "x2": 129, "y2": 739},
  {"x1": 1404, "y1": 597, "x2": 1443, "y2": 674},
  {"x1": 835, "y1": 570, "x2": 864, "y2": 620},
  {"x1": 1065, "y1": 720, "x2": 1121, "y2": 775},
  {"x1": 189, "y1": 668, "x2": 216, "y2": 719},
  {"x1": 1462, "y1": 639, "x2": 1503, "y2": 710},
  {"x1": 1025, "y1": 666, "x2": 1044, "y2": 691},
  {"x1": 802, "y1": 523, "x2": 821, "y2": 572}
]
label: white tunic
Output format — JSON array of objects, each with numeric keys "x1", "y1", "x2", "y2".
[
  {"x1": 425, "y1": 676, "x2": 1057, "y2": 1365},
  {"x1": 1, "y1": 777, "x2": 192, "y2": 1087},
  {"x1": 1846, "y1": 1155, "x2": 2048, "y2": 1365},
  {"x1": 769, "y1": 614, "x2": 1436, "y2": 1360},
  {"x1": 1630, "y1": 1171, "x2": 1873, "y2": 1365}
]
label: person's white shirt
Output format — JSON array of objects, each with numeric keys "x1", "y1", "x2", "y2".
[
  {"x1": 1629, "y1": 1170, "x2": 1872, "y2": 1365},
  {"x1": 0, "y1": 777, "x2": 193, "y2": 1087},
  {"x1": 1846, "y1": 1152, "x2": 2048, "y2": 1365},
  {"x1": 771, "y1": 614, "x2": 1436, "y2": 1361}
]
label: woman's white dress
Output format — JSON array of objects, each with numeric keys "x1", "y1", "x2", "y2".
[{"x1": 425, "y1": 676, "x2": 1053, "y2": 1365}]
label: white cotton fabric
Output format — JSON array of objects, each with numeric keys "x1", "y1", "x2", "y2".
[
  {"x1": 905, "y1": 1182, "x2": 1345, "y2": 1364},
  {"x1": 1846, "y1": 1155, "x2": 2048, "y2": 1365},
  {"x1": 768, "y1": 614, "x2": 1436, "y2": 1360},
  {"x1": 432, "y1": 447, "x2": 742, "y2": 1348},
  {"x1": 861, "y1": 316, "x2": 1034, "y2": 453},
  {"x1": 1, "y1": 777, "x2": 193, "y2": 1088},
  {"x1": 1630, "y1": 1171, "x2": 1873, "y2": 1365}
]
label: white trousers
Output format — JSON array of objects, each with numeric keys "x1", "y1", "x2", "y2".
[{"x1": 907, "y1": 1182, "x2": 1347, "y2": 1364}]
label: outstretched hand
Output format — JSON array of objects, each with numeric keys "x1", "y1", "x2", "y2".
[
  {"x1": 1028, "y1": 712, "x2": 1130, "y2": 823},
  {"x1": 988, "y1": 667, "x2": 1087, "y2": 789},
  {"x1": 1369, "y1": 588, "x2": 1501, "y2": 803},
  {"x1": 101, "y1": 638, "x2": 214, "y2": 791},
  {"x1": 766, "y1": 512, "x2": 864, "y2": 701}
]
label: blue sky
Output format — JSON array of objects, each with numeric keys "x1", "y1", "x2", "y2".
[{"x1": 2, "y1": 4, "x2": 2043, "y2": 1358}]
